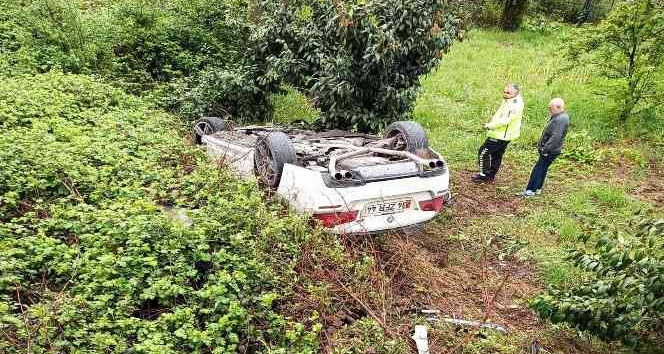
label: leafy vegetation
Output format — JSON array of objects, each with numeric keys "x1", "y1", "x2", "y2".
[
  {"x1": 0, "y1": 72, "x2": 320, "y2": 353},
  {"x1": 413, "y1": 27, "x2": 663, "y2": 352},
  {"x1": 250, "y1": 0, "x2": 460, "y2": 132},
  {"x1": 532, "y1": 217, "x2": 664, "y2": 350},
  {"x1": 563, "y1": 0, "x2": 664, "y2": 122},
  {"x1": 531, "y1": 0, "x2": 618, "y2": 23},
  {"x1": 1, "y1": 0, "x2": 463, "y2": 131},
  {"x1": 0, "y1": 0, "x2": 272, "y2": 123},
  {"x1": 1, "y1": 0, "x2": 664, "y2": 352}
]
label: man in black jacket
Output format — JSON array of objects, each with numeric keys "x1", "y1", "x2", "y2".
[{"x1": 521, "y1": 98, "x2": 570, "y2": 197}]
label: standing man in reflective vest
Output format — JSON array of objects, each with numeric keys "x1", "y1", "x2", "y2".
[{"x1": 473, "y1": 83, "x2": 524, "y2": 183}]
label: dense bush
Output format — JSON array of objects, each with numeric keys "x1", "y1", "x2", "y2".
[
  {"x1": 0, "y1": 0, "x2": 273, "y2": 123},
  {"x1": 249, "y1": 0, "x2": 459, "y2": 132},
  {"x1": 531, "y1": 0, "x2": 617, "y2": 23},
  {"x1": 1, "y1": 0, "x2": 467, "y2": 129},
  {"x1": 0, "y1": 72, "x2": 319, "y2": 353},
  {"x1": 0, "y1": 0, "x2": 113, "y2": 76},
  {"x1": 532, "y1": 217, "x2": 664, "y2": 350},
  {"x1": 175, "y1": 65, "x2": 277, "y2": 124}
]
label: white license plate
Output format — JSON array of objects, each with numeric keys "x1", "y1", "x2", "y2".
[{"x1": 364, "y1": 200, "x2": 412, "y2": 216}]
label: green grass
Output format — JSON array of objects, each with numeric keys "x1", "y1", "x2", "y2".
[{"x1": 413, "y1": 28, "x2": 662, "y2": 169}]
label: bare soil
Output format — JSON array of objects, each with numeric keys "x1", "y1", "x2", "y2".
[
  {"x1": 290, "y1": 169, "x2": 570, "y2": 353},
  {"x1": 634, "y1": 161, "x2": 664, "y2": 209}
]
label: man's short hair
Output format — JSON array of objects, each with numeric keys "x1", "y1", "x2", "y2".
[{"x1": 549, "y1": 97, "x2": 565, "y2": 109}]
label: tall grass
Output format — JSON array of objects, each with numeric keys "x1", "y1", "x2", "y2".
[{"x1": 413, "y1": 28, "x2": 656, "y2": 170}]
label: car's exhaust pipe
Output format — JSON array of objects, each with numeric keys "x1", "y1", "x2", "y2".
[
  {"x1": 426, "y1": 160, "x2": 445, "y2": 169},
  {"x1": 333, "y1": 170, "x2": 353, "y2": 180}
]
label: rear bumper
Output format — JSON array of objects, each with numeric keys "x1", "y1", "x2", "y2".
[
  {"x1": 331, "y1": 209, "x2": 439, "y2": 234},
  {"x1": 277, "y1": 164, "x2": 451, "y2": 234}
]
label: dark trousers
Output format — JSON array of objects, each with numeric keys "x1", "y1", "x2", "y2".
[
  {"x1": 478, "y1": 138, "x2": 510, "y2": 178},
  {"x1": 526, "y1": 153, "x2": 559, "y2": 192}
]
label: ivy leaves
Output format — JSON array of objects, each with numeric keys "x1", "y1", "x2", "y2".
[{"x1": 0, "y1": 73, "x2": 319, "y2": 353}]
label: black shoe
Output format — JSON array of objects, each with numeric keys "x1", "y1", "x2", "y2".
[{"x1": 472, "y1": 174, "x2": 490, "y2": 183}]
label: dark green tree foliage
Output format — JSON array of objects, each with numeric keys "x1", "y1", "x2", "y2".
[
  {"x1": 565, "y1": 0, "x2": 664, "y2": 122},
  {"x1": 250, "y1": 0, "x2": 459, "y2": 132},
  {"x1": 532, "y1": 217, "x2": 664, "y2": 350},
  {"x1": 0, "y1": 73, "x2": 320, "y2": 353},
  {"x1": 501, "y1": 0, "x2": 529, "y2": 31},
  {"x1": 531, "y1": 0, "x2": 616, "y2": 23},
  {"x1": 177, "y1": 65, "x2": 277, "y2": 122}
]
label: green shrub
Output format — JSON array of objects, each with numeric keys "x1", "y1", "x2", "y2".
[
  {"x1": 250, "y1": 0, "x2": 459, "y2": 132},
  {"x1": 532, "y1": 216, "x2": 664, "y2": 350},
  {"x1": 0, "y1": 0, "x2": 275, "y2": 122},
  {"x1": 106, "y1": 0, "x2": 251, "y2": 90},
  {"x1": 271, "y1": 85, "x2": 321, "y2": 124},
  {"x1": 0, "y1": 0, "x2": 114, "y2": 76},
  {"x1": 474, "y1": 1, "x2": 504, "y2": 28},
  {"x1": 176, "y1": 65, "x2": 276, "y2": 124},
  {"x1": 562, "y1": 130, "x2": 602, "y2": 164},
  {"x1": 0, "y1": 72, "x2": 319, "y2": 353}
]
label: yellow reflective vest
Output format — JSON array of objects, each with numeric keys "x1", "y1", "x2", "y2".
[{"x1": 486, "y1": 95, "x2": 524, "y2": 141}]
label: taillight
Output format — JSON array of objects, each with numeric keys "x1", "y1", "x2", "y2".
[
  {"x1": 419, "y1": 197, "x2": 444, "y2": 212},
  {"x1": 313, "y1": 211, "x2": 359, "y2": 228}
]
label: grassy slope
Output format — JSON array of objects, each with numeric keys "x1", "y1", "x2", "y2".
[
  {"x1": 409, "y1": 29, "x2": 663, "y2": 352},
  {"x1": 415, "y1": 28, "x2": 662, "y2": 167}
]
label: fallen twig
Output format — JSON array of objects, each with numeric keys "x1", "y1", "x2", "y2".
[{"x1": 442, "y1": 318, "x2": 508, "y2": 333}]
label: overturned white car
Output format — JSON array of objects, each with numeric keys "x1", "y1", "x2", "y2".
[{"x1": 194, "y1": 118, "x2": 451, "y2": 234}]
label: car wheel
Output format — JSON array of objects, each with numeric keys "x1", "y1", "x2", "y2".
[
  {"x1": 383, "y1": 121, "x2": 429, "y2": 154},
  {"x1": 254, "y1": 132, "x2": 297, "y2": 188},
  {"x1": 193, "y1": 117, "x2": 230, "y2": 145}
]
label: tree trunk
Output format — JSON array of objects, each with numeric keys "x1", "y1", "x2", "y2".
[
  {"x1": 501, "y1": 0, "x2": 529, "y2": 31},
  {"x1": 577, "y1": 0, "x2": 595, "y2": 23}
]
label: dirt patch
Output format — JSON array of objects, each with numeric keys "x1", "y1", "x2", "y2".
[
  {"x1": 290, "y1": 168, "x2": 554, "y2": 353},
  {"x1": 447, "y1": 169, "x2": 526, "y2": 225},
  {"x1": 634, "y1": 160, "x2": 664, "y2": 209}
]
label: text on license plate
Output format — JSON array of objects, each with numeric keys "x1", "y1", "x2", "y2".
[{"x1": 364, "y1": 200, "x2": 412, "y2": 216}]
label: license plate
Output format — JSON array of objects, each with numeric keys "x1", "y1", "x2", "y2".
[{"x1": 364, "y1": 200, "x2": 412, "y2": 216}]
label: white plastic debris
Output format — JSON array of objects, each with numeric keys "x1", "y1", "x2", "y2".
[{"x1": 412, "y1": 325, "x2": 430, "y2": 354}]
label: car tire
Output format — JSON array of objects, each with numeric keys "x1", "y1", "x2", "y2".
[
  {"x1": 383, "y1": 121, "x2": 429, "y2": 154},
  {"x1": 193, "y1": 117, "x2": 229, "y2": 145},
  {"x1": 254, "y1": 132, "x2": 297, "y2": 188}
]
